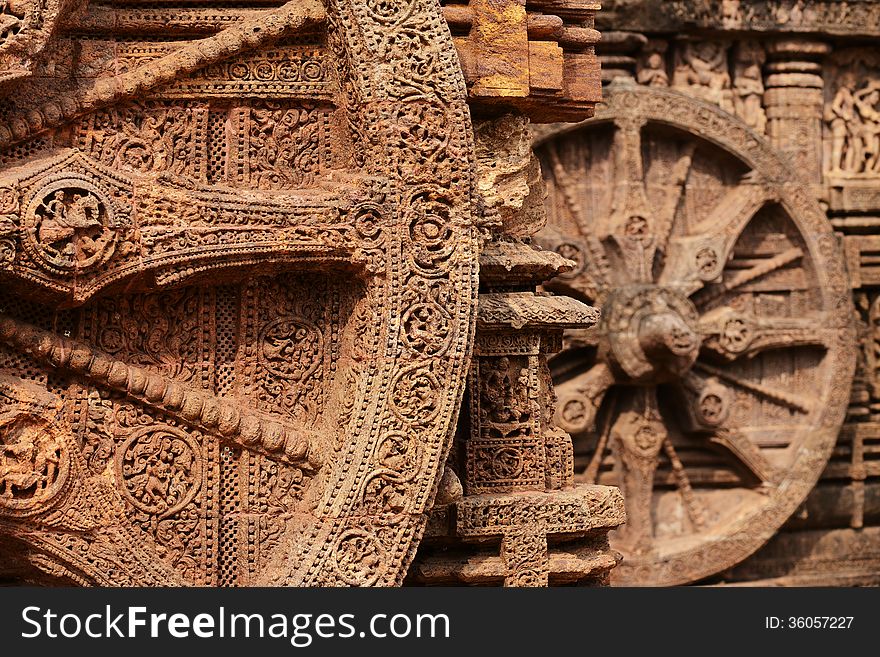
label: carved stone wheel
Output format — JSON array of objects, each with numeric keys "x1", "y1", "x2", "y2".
[
  {"x1": 534, "y1": 82, "x2": 856, "y2": 585},
  {"x1": 0, "y1": 0, "x2": 480, "y2": 587}
]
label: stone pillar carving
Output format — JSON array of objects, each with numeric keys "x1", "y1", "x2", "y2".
[
  {"x1": 598, "y1": 31, "x2": 648, "y2": 84},
  {"x1": 408, "y1": 114, "x2": 625, "y2": 587},
  {"x1": 467, "y1": 114, "x2": 597, "y2": 501},
  {"x1": 444, "y1": 0, "x2": 602, "y2": 120},
  {"x1": 467, "y1": 246, "x2": 588, "y2": 496},
  {"x1": 764, "y1": 39, "x2": 831, "y2": 184}
]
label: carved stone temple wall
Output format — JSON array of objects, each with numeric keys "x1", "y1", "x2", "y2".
[
  {"x1": 530, "y1": 0, "x2": 880, "y2": 585},
  {"x1": 9, "y1": 0, "x2": 875, "y2": 589},
  {"x1": 0, "y1": 0, "x2": 625, "y2": 586}
]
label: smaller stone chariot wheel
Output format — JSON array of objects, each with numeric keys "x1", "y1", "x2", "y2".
[{"x1": 534, "y1": 82, "x2": 856, "y2": 585}]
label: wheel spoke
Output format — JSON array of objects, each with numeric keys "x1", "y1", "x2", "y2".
[
  {"x1": 699, "y1": 307, "x2": 833, "y2": 360},
  {"x1": 651, "y1": 141, "x2": 697, "y2": 255},
  {"x1": 610, "y1": 387, "x2": 665, "y2": 554},
  {"x1": 695, "y1": 246, "x2": 803, "y2": 307},
  {"x1": 693, "y1": 361, "x2": 813, "y2": 414},
  {"x1": 604, "y1": 118, "x2": 659, "y2": 282},
  {"x1": 678, "y1": 374, "x2": 779, "y2": 485},
  {"x1": 582, "y1": 388, "x2": 617, "y2": 484},
  {"x1": 658, "y1": 181, "x2": 775, "y2": 291},
  {"x1": 610, "y1": 117, "x2": 647, "y2": 209},
  {"x1": 554, "y1": 362, "x2": 615, "y2": 434},
  {"x1": 544, "y1": 144, "x2": 613, "y2": 288},
  {"x1": 661, "y1": 430, "x2": 708, "y2": 530},
  {"x1": 707, "y1": 429, "x2": 779, "y2": 485}
]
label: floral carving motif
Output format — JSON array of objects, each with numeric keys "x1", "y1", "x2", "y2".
[
  {"x1": 94, "y1": 289, "x2": 204, "y2": 383},
  {"x1": 80, "y1": 103, "x2": 203, "y2": 178},
  {"x1": 248, "y1": 103, "x2": 323, "y2": 189},
  {"x1": 0, "y1": 186, "x2": 17, "y2": 214},
  {"x1": 258, "y1": 318, "x2": 323, "y2": 380},
  {"x1": 406, "y1": 188, "x2": 455, "y2": 273},
  {"x1": 365, "y1": 0, "x2": 415, "y2": 25}
]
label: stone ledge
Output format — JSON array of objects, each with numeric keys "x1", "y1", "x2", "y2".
[{"x1": 456, "y1": 484, "x2": 626, "y2": 538}]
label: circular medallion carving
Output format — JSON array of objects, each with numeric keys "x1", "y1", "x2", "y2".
[
  {"x1": 389, "y1": 366, "x2": 441, "y2": 424},
  {"x1": 490, "y1": 447, "x2": 524, "y2": 479},
  {"x1": 258, "y1": 317, "x2": 323, "y2": 380},
  {"x1": 401, "y1": 302, "x2": 452, "y2": 357},
  {"x1": 351, "y1": 202, "x2": 384, "y2": 244},
  {"x1": 24, "y1": 176, "x2": 116, "y2": 273},
  {"x1": 229, "y1": 62, "x2": 249, "y2": 79},
  {"x1": 365, "y1": 0, "x2": 415, "y2": 25},
  {"x1": 718, "y1": 317, "x2": 753, "y2": 354},
  {"x1": 695, "y1": 246, "x2": 721, "y2": 280},
  {"x1": 332, "y1": 530, "x2": 385, "y2": 586},
  {"x1": 0, "y1": 414, "x2": 68, "y2": 512},
  {"x1": 0, "y1": 186, "x2": 17, "y2": 214},
  {"x1": 301, "y1": 60, "x2": 323, "y2": 81},
  {"x1": 555, "y1": 242, "x2": 586, "y2": 278},
  {"x1": 254, "y1": 62, "x2": 275, "y2": 81},
  {"x1": 406, "y1": 188, "x2": 455, "y2": 274},
  {"x1": 116, "y1": 426, "x2": 202, "y2": 516},
  {"x1": 375, "y1": 430, "x2": 423, "y2": 481},
  {"x1": 697, "y1": 386, "x2": 730, "y2": 426}
]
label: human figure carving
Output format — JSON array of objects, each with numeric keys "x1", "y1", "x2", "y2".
[
  {"x1": 854, "y1": 81, "x2": 880, "y2": 173},
  {"x1": 673, "y1": 41, "x2": 734, "y2": 112},
  {"x1": 637, "y1": 41, "x2": 669, "y2": 88},
  {"x1": 826, "y1": 75, "x2": 880, "y2": 175},
  {"x1": 826, "y1": 72, "x2": 859, "y2": 174},
  {"x1": 733, "y1": 41, "x2": 766, "y2": 133}
]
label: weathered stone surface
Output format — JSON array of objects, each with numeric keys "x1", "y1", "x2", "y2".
[
  {"x1": 535, "y1": 80, "x2": 856, "y2": 585},
  {"x1": 0, "y1": 0, "x2": 617, "y2": 587},
  {"x1": 534, "y1": 0, "x2": 880, "y2": 587}
]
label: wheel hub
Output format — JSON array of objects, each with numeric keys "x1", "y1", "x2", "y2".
[{"x1": 600, "y1": 285, "x2": 700, "y2": 383}]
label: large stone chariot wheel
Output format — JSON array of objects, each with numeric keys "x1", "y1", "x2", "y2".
[
  {"x1": 534, "y1": 82, "x2": 856, "y2": 585},
  {"x1": 0, "y1": 0, "x2": 478, "y2": 586}
]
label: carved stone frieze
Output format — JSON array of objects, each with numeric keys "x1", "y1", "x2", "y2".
[
  {"x1": 0, "y1": 0, "x2": 487, "y2": 587},
  {"x1": 0, "y1": 0, "x2": 617, "y2": 587}
]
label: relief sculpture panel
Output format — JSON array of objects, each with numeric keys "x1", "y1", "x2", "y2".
[
  {"x1": 0, "y1": 0, "x2": 621, "y2": 587},
  {"x1": 0, "y1": 0, "x2": 488, "y2": 587},
  {"x1": 531, "y1": 0, "x2": 880, "y2": 586}
]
